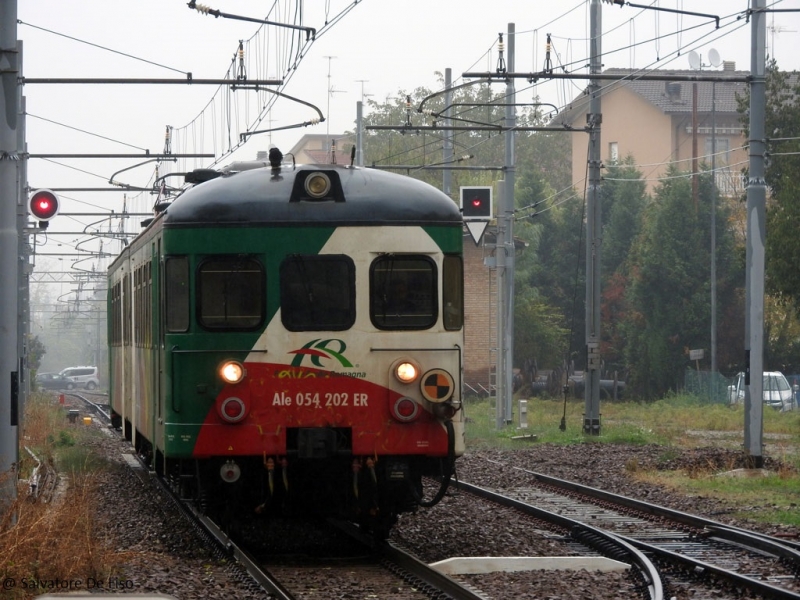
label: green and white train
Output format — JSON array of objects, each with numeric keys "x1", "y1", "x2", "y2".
[{"x1": 108, "y1": 154, "x2": 465, "y2": 534}]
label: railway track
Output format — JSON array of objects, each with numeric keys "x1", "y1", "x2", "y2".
[
  {"x1": 453, "y1": 460, "x2": 800, "y2": 599},
  {"x1": 63, "y1": 392, "x2": 798, "y2": 598},
  {"x1": 64, "y1": 392, "x2": 488, "y2": 599}
]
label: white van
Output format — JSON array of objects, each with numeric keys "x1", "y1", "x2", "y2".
[
  {"x1": 728, "y1": 371, "x2": 796, "y2": 412},
  {"x1": 59, "y1": 366, "x2": 100, "y2": 391}
]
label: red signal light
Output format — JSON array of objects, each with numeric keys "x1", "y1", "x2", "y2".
[
  {"x1": 460, "y1": 186, "x2": 492, "y2": 220},
  {"x1": 29, "y1": 189, "x2": 60, "y2": 222}
]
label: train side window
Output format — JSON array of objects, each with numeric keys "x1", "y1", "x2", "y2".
[
  {"x1": 198, "y1": 256, "x2": 265, "y2": 330},
  {"x1": 443, "y1": 255, "x2": 464, "y2": 330},
  {"x1": 165, "y1": 257, "x2": 190, "y2": 332},
  {"x1": 370, "y1": 256, "x2": 437, "y2": 330},
  {"x1": 280, "y1": 255, "x2": 355, "y2": 331}
]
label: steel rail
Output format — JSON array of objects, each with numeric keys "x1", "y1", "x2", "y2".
[
  {"x1": 457, "y1": 471, "x2": 800, "y2": 599},
  {"x1": 516, "y1": 467, "x2": 800, "y2": 556},
  {"x1": 450, "y1": 479, "x2": 663, "y2": 600},
  {"x1": 330, "y1": 519, "x2": 490, "y2": 600},
  {"x1": 144, "y1": 457, "x2": 297, "y2": 600}
]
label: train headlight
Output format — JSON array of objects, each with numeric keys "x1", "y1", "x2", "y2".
[
  {"x1": 219, "y1": 360, "x2": 245, "y2": 384},
  {"x1": 304, "y1": 172, "x2": 331, "y2": 198},
  {"x1": 420, "y1": 369, "x2": 455, "y2": 403},
  {"x1": 394, "y1": 361, "x2": 419, "y2": 384}
]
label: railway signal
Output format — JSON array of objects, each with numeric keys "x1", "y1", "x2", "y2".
[
  {"x1": 460, "y1": 186, "x2": 492, "y2": 245},
  {"x1": 460, "y1": 186, "x2": 492, "y2": 220},
  {"x1": 28, "y1": 189, "x2": 60, "y2": 228}
]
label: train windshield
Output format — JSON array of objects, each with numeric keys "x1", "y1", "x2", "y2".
[
  {"x1": 370, "y1": 255, "x2": 437, "y2": 330},
  {"x1": 280, "y1": 255, "x2": 356, "y2": 331},
  {"x1": 197, "y1": 256, "x2": 265, "y2": 330}
]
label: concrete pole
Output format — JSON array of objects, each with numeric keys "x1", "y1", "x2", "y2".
[
  {"x1": 710, "y1": 80, "x2": 717, "y2": 400},
  {"x1": 584, "y1": 0, "x2": 602, "y2": 435},
  {"x1": 0, "y1": 0, "x2": 20, "y2": 510},
  {"x1": 355, "y1": 100, "x2": 364, "y2": 167},
  {"x1": 16, "y1": 45, "x2": 27, "y2": 433},
  {"x1": 443, "y1": 68, "x2": 453, "y2": 197},
  {"x1": 502, "y1": 23, "x2": 516, "y2": 425},
  {"x1": 744, "y1": 0, "x2": 767, "y2": 468}
]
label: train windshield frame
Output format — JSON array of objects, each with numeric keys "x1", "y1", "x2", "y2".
[
  {"x1": 370, "y1": 255, "x2": 438, "y2": 330},
  {"x1": 442, "y1": 254, "x2": 464, "y2": 331},
  {"x1": 280, "y1": 254, "x2": 356, "y2": 332},
  {"x1": 197, "y1": 255, "x2": 265, "y2": 331}
]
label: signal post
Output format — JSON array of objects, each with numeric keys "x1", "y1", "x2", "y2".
[{"x1": 1, "y1": 0, "x2": 20, "y2": 511}]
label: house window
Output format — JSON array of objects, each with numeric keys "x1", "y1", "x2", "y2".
[
  {"x1": 609, "y1": 142, "x2": 619, "y2": 163},
  {"x1": 705, "y1": 137, "x2": 730, "y2": 165}
]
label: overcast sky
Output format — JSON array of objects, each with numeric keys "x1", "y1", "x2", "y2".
[{"x1": 17, "y1": 0, "x2": 800, "y2": 279}]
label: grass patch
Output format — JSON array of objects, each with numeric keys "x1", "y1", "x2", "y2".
[
  {"x1": 0, "y1": 393, "x2": 126, "y2": 598},
  {"x1": 637, "y1": 469, "x2": 800, "y2": 527}
]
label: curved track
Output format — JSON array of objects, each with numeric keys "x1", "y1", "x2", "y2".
[{"x1": 453, "y1": 461, "x2": 800, "y2": 599}]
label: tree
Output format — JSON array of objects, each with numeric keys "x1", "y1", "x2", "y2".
[
  {"x1": 739, "y1": 62, "x2": 800, "y2": 312},
  {"x1": 622, "y1": 166, "x2": 741, "y2": 398},
  {"x1": 27, "y1": 335, "x2": 46, "y2": 372}
]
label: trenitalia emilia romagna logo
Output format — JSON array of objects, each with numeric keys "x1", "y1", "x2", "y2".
[{"x1": 289, "y1": 339, "x2": 354, "y2": 368}]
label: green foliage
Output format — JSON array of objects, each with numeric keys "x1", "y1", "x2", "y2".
[
  {"x1": 621, "y1": 165, "x2": 742, "y2": 397},
  {"x1": 27, "y1": 334, "x2": 46, "y2": 372}
]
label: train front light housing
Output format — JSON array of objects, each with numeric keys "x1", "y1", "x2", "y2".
[
  {"x1": 219, "y1": 397, "x2": 248, "y2": 423},
  {"x1": 305, "y1": 172, "x2": 331, "y2": 198},
  {"x1": 391, "y1": 397, "x2": 421, "y2": 423},
  {"x1": 219, "y1": 360, "x2": 245, "y2": 384},
  {"x1": 395, "y1": 361, "x2": 419, "y2": 384}
]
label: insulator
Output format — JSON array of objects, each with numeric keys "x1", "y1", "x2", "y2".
[
  {"x1": 498, "y1": 42, "x2": 505, "y2": 52},
  {"x1": 194, "y1": 3, "x2": 211, "y2": 14}
]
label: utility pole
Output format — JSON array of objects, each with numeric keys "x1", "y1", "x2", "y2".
[
  {"x1": 0, "y1": 0, "x2": 20, "y2": 511},
  {"x1": 744, "y1": 0, "x2": 767, "y2": 468},
  {"x1": 323, "y1": 56, "x2": 342, "y2": 160},
  {"x1": 501, "y1": 24, "x2": 516, "y2": 425},
  {"x1": 584, "y1": 0, "x2": 602, "y2": 435},
  {"x1": 17, "y1": 48, "x2": 28, "y2": 443},
  {"x1": 443, "y1": 69, "x2": 453, "y2": 197}
]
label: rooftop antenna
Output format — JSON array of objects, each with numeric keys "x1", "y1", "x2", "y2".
[{"x1": 324, "y1": 56, "x2": 345, "y2": 162}]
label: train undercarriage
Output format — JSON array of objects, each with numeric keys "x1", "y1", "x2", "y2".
[{"x1": 117, "y1": 416, "x2": 454, "y2": 538}]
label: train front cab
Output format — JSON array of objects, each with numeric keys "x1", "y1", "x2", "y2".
[{"x1": 159, "y1": 225, "x2": 465, "y2": 534}]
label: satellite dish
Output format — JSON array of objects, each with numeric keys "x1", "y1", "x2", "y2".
[
  {"x1": 688, "y1": 50, "x2": 701, "y2": 70},
  {"x1": 708, "y1": 49, "x2": 722, "y2": 67}
]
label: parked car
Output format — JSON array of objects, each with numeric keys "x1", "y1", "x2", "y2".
[
  {"x1": 35, "y1": 372, "x2": 74, "y2": 390},
  {"x1": 786, "y1": 374, "x2": 800, "y2": 408},
  {"x1": 728, "y1": 371, "x2": 797, "y2": 412},
  {"x1": 59, "y1": 366, "x2": 100, "y2": 391}
]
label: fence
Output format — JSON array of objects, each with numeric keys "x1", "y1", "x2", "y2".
[{"x1": 683, "y1": 370, "x2": 733, "y2": 404}]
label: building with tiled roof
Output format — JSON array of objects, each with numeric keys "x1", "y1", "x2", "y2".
[
  {"x1": 282, "y1": 133, "x2": 356, "y2": 165},
  {"x1": 554, "y1": 62, "x2": 749, "y2": 197}
]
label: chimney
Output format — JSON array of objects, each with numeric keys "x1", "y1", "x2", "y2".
[{"x1": 723, "y1": 61, "x2": 736, "y2": 72}]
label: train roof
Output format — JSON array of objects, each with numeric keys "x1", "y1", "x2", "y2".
[{"x1": 162, "y1": 164, "x2": 463, "y2": 228}]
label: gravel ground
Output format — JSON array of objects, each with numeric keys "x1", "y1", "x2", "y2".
[{"x1": 48, "y1": 414, "x2": 798, "y2": 600}]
